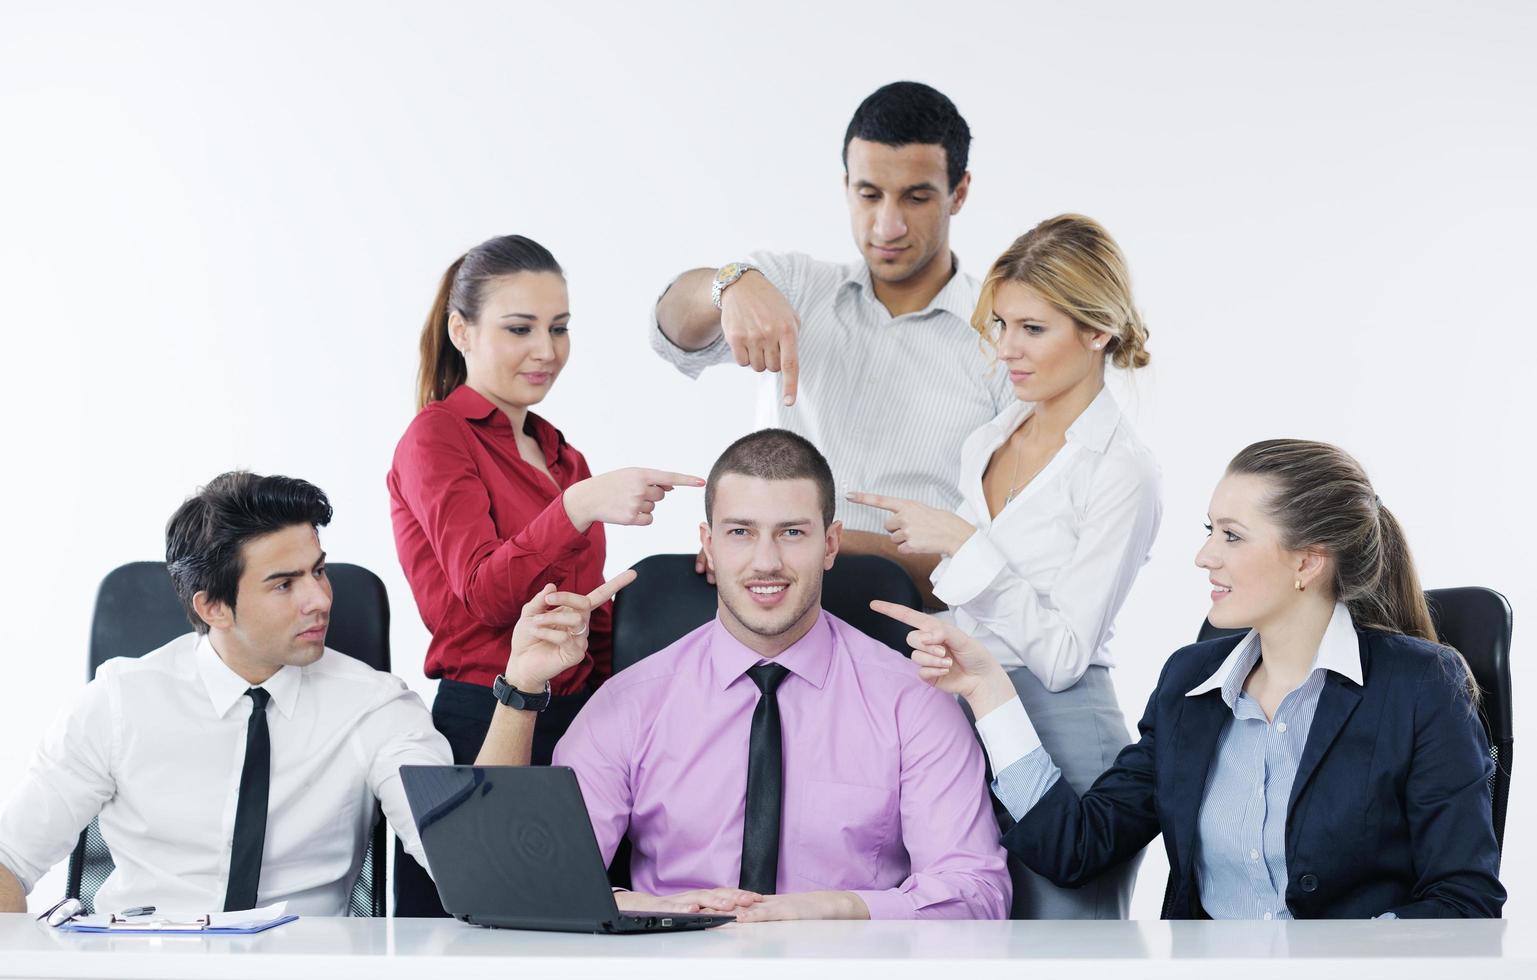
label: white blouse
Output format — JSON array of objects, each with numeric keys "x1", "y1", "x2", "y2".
[{"x1": 931, "y1": 387, "x2": 1162, "y2": 692}]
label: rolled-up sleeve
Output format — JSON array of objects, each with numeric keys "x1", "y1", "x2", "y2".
[
  {"x1": 852, "y1": 685, "x2": 1011, "y2": 919},
  {"x1": 0, "y1": 673, "x2": 118, "y2": 894},
  {"x1": 648, "y1": 251, "x2": 808, "y2": 379}
]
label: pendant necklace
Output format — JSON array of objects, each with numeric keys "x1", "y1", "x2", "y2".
[{"x1": 1003, "y1": 418, "x2": 1033, "y2": 506}]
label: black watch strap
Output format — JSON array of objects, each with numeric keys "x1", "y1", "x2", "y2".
[{"x1": 492, "y1": 674, "x2": 552, "y2": 712}]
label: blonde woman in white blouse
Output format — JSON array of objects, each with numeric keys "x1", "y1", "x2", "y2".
[{"x1": 849, "y1": 214, "x2": 1160, "y2": 919}]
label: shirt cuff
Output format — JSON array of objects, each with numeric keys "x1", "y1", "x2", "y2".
[
  {"x1": 1374, "y1": 912, "x2": 1398, "y2": 919},
  {"x1": 991, "y1": 747, "x2": 1060, "y2": 824},
  {"x1": 523, "y1": 495, "x2": 595, "y2": 562},
  {"x1": 931, "y1": 529, "x2": 1008, "y2": 607},
  {"x1": 973, "y1": 696, "x2": 1042, "y2": 774},
  {"x1": 648, "y1": 276, "x2": 731, "y2": 380},
  {"x1": 0, "y1": 843, "x2": 37, "y2": 896},
  {"x1": 849, "y1": 888, "x2": 911, "y2": 920}
]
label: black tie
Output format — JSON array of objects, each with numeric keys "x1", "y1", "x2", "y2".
[
  {"x1": 224, "y1": 687, "x2": 272, "y2": 912},
  {"x1": 739, "y1": 663, "x2": 790, "y2": 894}
]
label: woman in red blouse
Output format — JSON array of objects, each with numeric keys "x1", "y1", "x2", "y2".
[{"x1": 388, "y1": 236, "x2": 700, "y2": 912}]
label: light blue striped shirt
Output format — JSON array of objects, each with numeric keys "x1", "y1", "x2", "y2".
[
  {"x1": 988, "y1": 602, "x2": 1378, "y2": 919},
  {"x1": 1191, "y1": 635, "x2": 1329, "y2": 919}
]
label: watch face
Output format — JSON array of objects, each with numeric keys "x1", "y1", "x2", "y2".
[{"x1": 717, "y1": 262, "x2": 741, "y2": 283}]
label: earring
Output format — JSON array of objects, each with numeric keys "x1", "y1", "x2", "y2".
[{"x1": 1294, "y1": 579, "x2": 1304, "y2": 592}]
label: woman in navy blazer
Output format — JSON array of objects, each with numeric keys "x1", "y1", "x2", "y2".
[{"x1": 877, "y1": 439, "x2": 1504, "y2": 918}]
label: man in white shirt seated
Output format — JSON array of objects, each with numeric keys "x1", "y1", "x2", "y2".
[{"x1": 0, "y1": 471, "x2": 455, "y2": 915}]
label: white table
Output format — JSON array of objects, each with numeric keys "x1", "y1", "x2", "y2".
[{"x1": 1, "y1": 915, "x2": 1529, "y2": 979}]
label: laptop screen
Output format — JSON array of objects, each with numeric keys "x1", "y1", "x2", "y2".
[{"x1": 400, "y1": 765, "x2": 621, "y2": 925}]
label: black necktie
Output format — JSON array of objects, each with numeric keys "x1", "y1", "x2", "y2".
[
  {"x1": 739, "y1": 663, "x2": 790, "y2": 894},
  {"x1": 224, "y1": 687, "x2": 272, "y2": 912}
]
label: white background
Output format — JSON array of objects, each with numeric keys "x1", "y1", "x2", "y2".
[{"x1": 1, "y1": 0, "x2": 1532, "y2": 919}]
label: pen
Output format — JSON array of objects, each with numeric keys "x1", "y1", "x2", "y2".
[{"x1": 118, "y1": 906, "x2": 156, "y2": 917}]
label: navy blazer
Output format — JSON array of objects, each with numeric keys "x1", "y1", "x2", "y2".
[{"x1": 1003, "y1": 629, "x2": 1505, "y2": 918}]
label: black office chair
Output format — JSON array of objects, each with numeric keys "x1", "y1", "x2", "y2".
[
  {"x1": 609, "y1": 553, "x2": 925, "y2": 673},
  {"x1": 65, "y1": 561, "x2": 393, "y2": 916},
  {"x1": 1193, "y1": 585, "x2": 1514, "y2": 851}
]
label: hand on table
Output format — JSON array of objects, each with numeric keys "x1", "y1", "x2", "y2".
[
  {"x1": 730, "y1": 890, "x2": 869, "y2": 922},
  {"x1": 615, "y1": 887, "x2": 762, "y2": 915},
  {"x1": 846, "y1": 491, "x2": 975, "y2": 557}
]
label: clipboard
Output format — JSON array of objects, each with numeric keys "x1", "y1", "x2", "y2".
[{"x1": 58, "y1": 902, "x2": 298, "y2": 935}]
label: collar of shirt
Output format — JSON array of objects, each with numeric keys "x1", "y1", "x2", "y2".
[
  {"x1": 838, "y1": 254, "x2": 976, "y2": 323},
  {"x1": 1185, "y1": 601, "x2": 1365, "y2": 706},
  {"x1": 984, "y1": 385, "x2": 1123, "y2": 455},
  {"x1": 707, "y1": 610, "x2": 834, "y2": 692},
  {"x1": 195, "y1": 633, "x2": 302, "y2": 719},
  {"x1": 440, "y1": 384, "x2": 564, "y2": 465}
]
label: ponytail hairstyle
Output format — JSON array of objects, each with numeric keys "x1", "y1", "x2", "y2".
[
  {"x1": 972, "y1": 214, "x2": 1151, "y2": 370},
  {"x1": 1227, "y1": 439, "x2": 1478, "y2": 698},
  {"x1": 416, "y1": 235, "x2": 563, "y2": 411}
]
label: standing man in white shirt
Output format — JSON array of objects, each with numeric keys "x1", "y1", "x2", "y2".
[
  {"x1": 651, "y1": 81, "x2": 1013, "y2": 604},
  {"x1": 0, "y1": 472, "x2": 457, "y2": 915}
]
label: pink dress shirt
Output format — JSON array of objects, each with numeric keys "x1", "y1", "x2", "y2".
[{"x1": 551, "y1": 611, "x2": 1011, "y2": 919}]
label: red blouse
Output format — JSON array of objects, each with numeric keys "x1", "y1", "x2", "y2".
[{"x1": 388, "y1": 385, "x2": 610, "y2": 694}]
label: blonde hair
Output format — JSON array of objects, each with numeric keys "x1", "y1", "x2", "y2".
[{"x1": 972, "y1": 214, "x2": 1150, "y2": 370}]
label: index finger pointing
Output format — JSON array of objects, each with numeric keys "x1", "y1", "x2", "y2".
[
  {"x1": 586, "y1": 568, "x2": 638, "y2": 606},
  {"x1": 869, "y1": 599, "x2": 942, "y2": 632},
  {"x1": 643, "y1": 470, "x2": 706, "y2": 488},
  {"x1": 780, "y1": 331, "x2": 799, "y2": 407},
  {"x1": 846, "y1": 490, "x2": 901, "y2": 512}
]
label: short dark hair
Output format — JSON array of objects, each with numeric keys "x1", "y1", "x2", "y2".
[
  {"x1": 165, "y1": 471, "x2": 334, "y2": 634},
  {"x1": 705, "y1": 429, "x2": 836, "y2": 528},
  {"x1": 843, "y1": 81, "x2": 971, "y2": 191}
]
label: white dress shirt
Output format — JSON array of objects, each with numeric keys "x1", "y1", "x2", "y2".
[
  {"x1": 0, "y1": 634, "x2": 451, "y2": 915},
  {"x1": 931, "y1": 387, "x2": 1162, "y2": 691},
  {"x1": 651, "y1": 251, "x2": 1014, "y2": 533}
]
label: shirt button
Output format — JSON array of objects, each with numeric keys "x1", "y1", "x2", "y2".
[
  {"x1": 1250, "y1": 849, "x2": 1260, "y2": 861},
  {"x1": 1263, "y1": 911, "x2": 1274, "y2": 921},
  {"x1": 1276, "y1": 722, "x2": 1289, "y2": 733},
  {"x1": 1300, "y1": 874, "x2": 1319, "y2": 893}
]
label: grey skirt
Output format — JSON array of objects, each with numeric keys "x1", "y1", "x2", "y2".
[{"x1": 997, "y1": 664, "x2": 1141, "y2": 919}]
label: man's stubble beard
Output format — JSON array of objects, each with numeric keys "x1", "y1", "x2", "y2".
[{"x1": 718, "y1": 578, "x2": 823, "y2": 641}]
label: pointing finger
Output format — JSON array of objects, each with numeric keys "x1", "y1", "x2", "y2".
[
  {"x1": 643, "y1": 470, "x2": 707, "y2": 487},
  {"x1": 870, "y1": 599, "x2": 943, "y2": 632},
  {"x1": 780, "y1": 330, "x2": 799, "y2": 407},
  {"x1": 846, "y1": 491, "x2": 901, "y2": 512},
  {"x1": 587, "y1": 568, "x2": 638, "y2": 606}
]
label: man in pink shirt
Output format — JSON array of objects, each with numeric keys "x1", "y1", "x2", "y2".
[{"x1": 484, "y1": 429, "x2": 1009, "y2": 921}]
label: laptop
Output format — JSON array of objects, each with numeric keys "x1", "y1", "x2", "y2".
[{"x1": 399, "y1": 765, "x2": 734, "y2": 934}]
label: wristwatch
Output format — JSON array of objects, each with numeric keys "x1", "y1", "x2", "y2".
[
  {"x1": 711, "y1": 261, "x2": 758, "y2": 310},
  {"x1": 492, "y1": 674, "x2": 552, "y2": 712}
]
